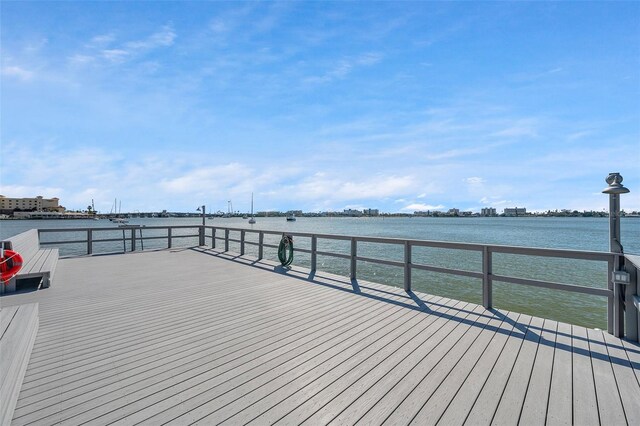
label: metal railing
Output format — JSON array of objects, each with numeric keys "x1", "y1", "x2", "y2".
[
  {"x1": 38, "y1": 225, "x2": 200, "y2": 255},
  {"x1": 36, "y1": 224, "x2": 638, "y2": 340}
]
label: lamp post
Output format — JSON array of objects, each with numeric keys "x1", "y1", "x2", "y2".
[
  {"x1": 196, "y1": 205, "x2": 205, "y2": 246},
  {"x1": 602, "y1": 172, "x2": 631, "y2": 337}
]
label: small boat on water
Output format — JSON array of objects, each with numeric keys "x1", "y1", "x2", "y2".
[{"x1": 286, "y1": 213, "x2": 296, "y2": 222}]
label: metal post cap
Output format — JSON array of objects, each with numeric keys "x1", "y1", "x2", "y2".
[{"x1": 603, "y1": 172, "x2": 630, "y2": 194}]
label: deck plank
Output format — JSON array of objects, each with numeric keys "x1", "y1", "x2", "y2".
[
  {"x1": 572, "y1": 325, "x2": 600, "y2": 426},
  {"x1": 463, "y1": 314, "x2": 533, "y2": 424},
  {"x1": 216, "y1": 298, "x2": 460, "y2": 426},
  {"x1": 149, "y1": 296, "x2": 430, "y2": 425},
  {"x1": 587, "y1": 328, "x2": 626, "y2": 425},
  {"x1": 411, "y1": 312, "x2": 513, "y2": 425},
  {"x1": 432, "y1": 311, "x2": 521, "y2": 426},
  {"x1": 545, "y1": 321, "x2": 573, "y2": 426},
  {"x1": 54, "y1": 289, "x2": 412, "y2": 425},
  {"x1": 353, "y1": 304, "x2": 489, "y2": 425},
  {"x1": 602, "y1": 332, "x2": 640, "y2": 424},
  {"x1": 518, "y1": 319, "x2": 558, "y2": 425},
  {"x1": 15, "y1": 287, "x2": 393, "y2": 425},
  {"x1": 13, "y1": 287, "x2": 364, "y2": 419},
  {"x1": 486, "y1": 315, "x2": 545, "y2": 425}
]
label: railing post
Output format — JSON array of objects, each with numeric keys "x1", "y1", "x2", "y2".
[
  {"x1": 198, "y1": 225, "x2": 205, "y2": 246},
  {"x1": 613, "y1": 254, "x2": 625, "y2": 337},
  {"x1": 626, "y1": 261, "x2": 638, "y2": 341},
  {"x1": 87, "y1": 229, "x2": 93, "y2": 255},
  {"x1": 225, "y1": 229, "x2": 229, "y2": 252},
  {"x1": 167, "y1": 227, "x2": 172, "y2": 249},
  {"x1": 240, "y1": 230, "x2": 245, "y2": 255},
  {"x1": 311, "y1": 235, "x2": 317, "y2": 271},
  {"x1": 131, "y1": 229, "x2": 136, "y2": 251},
  {"x1": 258, "y1": 232, "x2": 264, "y2": 259},
  {"x1": 350, "y1": 238, "x2": 357, "y2": 279},
  {"x1": 404, "y1": 240, "x2": 411, "y2": 292},
  {"x1": 608, "y1": 257, "x2": 614, "y2": 334},
  {"x1": 483, "y1": 246, "x2": 493, "y2": 309},
  {"x1": 212, "y1": 228, "x2": 216, "y2": 249}
]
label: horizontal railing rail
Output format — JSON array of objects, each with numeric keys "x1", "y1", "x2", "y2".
[{"x1": 34, "y1": 224, "x2": 636, "y2": 340}]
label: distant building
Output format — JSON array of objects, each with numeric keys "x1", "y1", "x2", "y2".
[
  {"x1": 363, "y1": 208, "x2": 379, "y2": 216},
  {"x1": 0, "y1": 195, "x2": 65, "y2": 213},
  {"x1": 504, "y1": 207, "x2": 527, "y2": 216},
  {"x1": 447, "y1": 208, "x2": 460, "y2": 216},
  {"x1": 481, "y1": 207, "x2": 497, "y2": 217},
  {"x1": 343, "y1": 209, "x2": 362, "y2": 216}
]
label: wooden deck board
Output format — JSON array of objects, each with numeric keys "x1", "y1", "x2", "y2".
[
  {"x1": 21, "y1": 281, "x2": 341, "y2": 386},
  {"x1": 324, "y1": 300, "x2": 474, "y2": 426},
  {"x1": 430, "y1": 311, "x2": 521, "y2": 426},
  {"x1": 572, "y1": 325, "x2": 600, "y2": 426},
  {"x1": 219, "y1": 297, "x2": 460, "y2": 426},
  {"x1": 13, "y1": 288, "x2": 367, "y2": 418},
  {"x1": 602, "y1": 332, "x2": 640, "y2": 424},
  {"x1": 380, "y1": 305, "x2": 501, "y2": 424},
  {"x1": 587, "y1": 328, "x2": 626, "y2": 425},
  {"x1": 546, "y1": 321, "x2": 573, "y2": 426},
  {"x1": 148, "y1": 295, "x2": 425, "y2": 425},
  {"x1": 406, "y1": 309, "x2": 512, "y2": 425},
  {"x1": 55, "y1": 290, "x2": 412, "y2": 425},
  {"x1": 354, "y1": 304, "x2": 488, "y2": 424},
  {"x1": 16, "y1": 287, "x2": 393, "y2": 424},
  {"x1": 463, "y1": 314, "x2": 533, "y2": 424},
  {"x1": 0, "y1": 247, "x2": 635, "y2": 426},
  {"x1": 518, "y1": 319, "x2": 558, "y2": 425}
]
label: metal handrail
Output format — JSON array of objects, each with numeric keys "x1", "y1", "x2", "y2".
[{"x1": 34, "y1": 224, "x2": 632, "y2": 339}]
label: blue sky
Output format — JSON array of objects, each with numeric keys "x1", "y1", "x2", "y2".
[{"x1": 2, "y1": 1, "x2": 639, "y2": 214}]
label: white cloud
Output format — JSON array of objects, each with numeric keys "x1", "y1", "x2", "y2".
[
  {"x1": 87, "y1": 33, "x2": 116, "y2": 47},
  {"x1": 491, "y1": 119, "x2": 539, "y2": 138},
  {"x1": 289, "y1": 173, "x2": 414, "y2": 202},
  {"x1": 0, "y1": 185, "x2": 63, "y2": 199},
  {"x1": 70, "y1": 25, "x2": 176, "y2": 66},
  {"x1": 465, "y1": 177, "x2": 485, "y2": 185},
  {"x1": 102, "y1": 49, "x2": 130, "y2": 63},
  {"x1": 68, "y1": 54, "x2": 95, "y2": 65},
  {"x1": 402, "y1": 203, "x2": 445, "y2": 212},
  {"x1": 161, "y1": 163, "x2": 252, "y2": 194},
  {"x1": 125, "y1": 25, "x2": 176, "y2": 50},
  {"x1": 1, "y1": 65, "x2": 34, "y2": 80},
  {"x1": 304, "y1": 52, "x2": 383, "y2": 84}
]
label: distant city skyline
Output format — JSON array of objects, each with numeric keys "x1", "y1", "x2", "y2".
[{"x1": 2, "y1": 2, "x2": 639, "y2": 213}]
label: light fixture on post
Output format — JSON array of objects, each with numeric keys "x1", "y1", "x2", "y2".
[
  {"x1": 196, "y1": 205, "x2": 206, "y2": 246},
  {"x1": 602, "y1": 172, "x2": 630, "y2": 338}
]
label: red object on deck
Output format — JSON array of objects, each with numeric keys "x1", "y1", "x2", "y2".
[{"x1": 0, "y1": 250, "x2": 23, "y2": 284}]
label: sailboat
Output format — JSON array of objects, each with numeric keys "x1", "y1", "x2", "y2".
[
  {"x1": 248, "y1": 193, "x2": 256, "y2": 224},
  {"x1": 109, "y1": 198, "x2": 128, "y2": 224}
]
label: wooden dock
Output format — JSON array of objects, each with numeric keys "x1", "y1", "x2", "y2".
[{"x1": 2, "y1": 247, "x2": 639, "y2": 425}]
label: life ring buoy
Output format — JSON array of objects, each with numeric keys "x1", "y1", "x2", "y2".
[
  {"x1": 278, "y1": 235, "x2": 294, "y2": 267},
  {"x1": 0, "y1": 250, "x2": 23, "y2": 285}
]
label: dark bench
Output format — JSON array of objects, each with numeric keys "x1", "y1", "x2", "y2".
[{"x1": 1, "y1": 229, "x2": 58, "y2": 294}]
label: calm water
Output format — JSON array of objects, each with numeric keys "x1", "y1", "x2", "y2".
[{"x1": 1, "y1": 217, "x2": 638, "y2": 329}]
